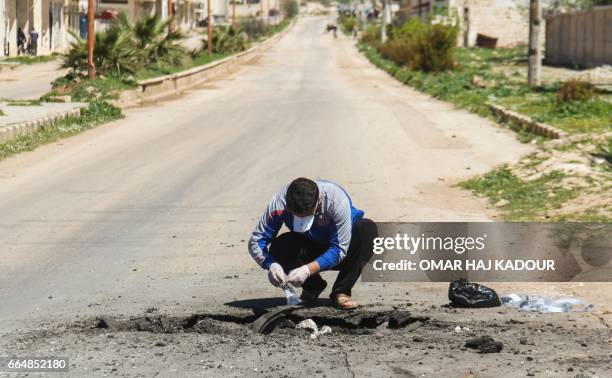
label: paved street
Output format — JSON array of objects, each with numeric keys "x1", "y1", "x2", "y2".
[
  {"x1": 0, "y1": 101, "x2": 84, "y2": 129},
  {"x1": 0, "y1": 60, "x2": 67, "y2": 100},
  {"x1": 0, "y1": 17, "x2": 609, "y2": 377}
]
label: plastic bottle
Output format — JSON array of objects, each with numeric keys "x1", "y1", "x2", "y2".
[{"x1": 282, "y1": 283, "x2": 301, "y2": 306}]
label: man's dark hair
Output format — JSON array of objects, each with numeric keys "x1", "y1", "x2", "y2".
[{"x1": 286, "y1": 178, "x2": 319, "y2": 215}]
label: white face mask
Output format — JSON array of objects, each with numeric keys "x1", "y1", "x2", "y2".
[
  {"x1": 291, "y1": 197, "x2": 319, "y2": 233},
  {"x1": 292, "y1": 214, "x2": 315, "y2": 233}
]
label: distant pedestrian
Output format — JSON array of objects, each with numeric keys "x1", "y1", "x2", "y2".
[
  {"x1": 352, "y1": 24, "x2": 358, "y2": 39},
  {"x1": 17, "y1": 28, "x2": 26, "y2": 55},
  {"x1": 28, "y1": 30, "x2": 38, "y2": 56}
]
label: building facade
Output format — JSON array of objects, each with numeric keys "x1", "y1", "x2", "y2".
[
  {"x1": 1, "y1": 0, "x2": 70, "y2": 57},
  {"x1": 1, "y1": 0, "x2": 201, "y2": 57},
  {"x1": 197, "y1": 0, "x2": 281, "y2": 24},
  {"x1": 399, "y1": 0, "x2": 530, "y2": 47}
]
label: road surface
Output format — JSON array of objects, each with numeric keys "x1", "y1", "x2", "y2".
[
  {"x1": 1, "y1": 17, "x2": 609, "y2": 377},
  {"x1": 0, "y1": 60, "x2": 66, "y2": 99}
]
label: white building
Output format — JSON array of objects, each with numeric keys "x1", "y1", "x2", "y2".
[
  {"x1": 1, "y1": 0, "x2": 201, "y2": 57},
  {"x1": 1, "y1": 0, "x2": 70, "y2": 57}
]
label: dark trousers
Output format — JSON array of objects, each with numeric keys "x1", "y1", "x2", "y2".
[{"x1": 268, "y1": 218, "x2": 377, "y2": 296}]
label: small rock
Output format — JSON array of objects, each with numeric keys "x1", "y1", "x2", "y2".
[
  {"x1": 465, "y1": 335, "x2": 503, "y2": 353},
  {"x1": 495, "y1": 199, "x2": 510, "y2": 208}
]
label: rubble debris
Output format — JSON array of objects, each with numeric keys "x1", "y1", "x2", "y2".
[
  {"x1": 448, "y1": 279, "x2": 501, "y2": 308},
  {"x1": 501, "y1": 294, "x2": 594, "y2": 313},
  {"x1": 388, "y1": 313, "x2": 421, "y2": 329},
  {"x1": 465, "y1": 336, "x2": 503, "y2": 353},
  {"x1": 95, "y1": 318, "x2": 110, "y2": 329},
  {"x1": 251, "y1": 305, "x2": 300, "y2": 335},
  {"x1": 295, "y1": 319, "x2": 332, "y2": 339}
]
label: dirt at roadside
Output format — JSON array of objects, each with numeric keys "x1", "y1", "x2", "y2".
[
  {"x1": 2, "y1": 302, "x2": 610, "y2": 377},
  {"x1": 514, "y1": 133, "x2": 612, "y2": 220}
]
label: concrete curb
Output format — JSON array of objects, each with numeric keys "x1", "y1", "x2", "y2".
[
  {"x1": 0, "y1": 107, "x2": 84, "y2": 143},
  {"x1": 117, "y1": 20, "x2": 297, "y2": 108},
  {"x1": 487, "y1": 102, "x2": 568, "y2": 139}
]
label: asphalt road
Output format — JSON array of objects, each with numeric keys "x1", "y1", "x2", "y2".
[
  {"x1": 2, "y1": 17, "x2": 608, "y2": 377},
  {"x1": 0, "y1": 60, "x2": 66, "y2": 100}
]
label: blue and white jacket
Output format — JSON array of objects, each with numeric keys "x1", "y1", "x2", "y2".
[{"x1": 249, "y1": 180, "x2": 364, "y2": 271}]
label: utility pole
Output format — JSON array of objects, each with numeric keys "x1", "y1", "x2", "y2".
[
  {"x1": 527, "y1": 0, "x2": 542, "y2": 87},
  {"x1": 232, "y1": 0, "x2": 236, "y2": 28},
  {"x1": 87, "y1": 0, "x2": 95, "y2": 79},
  {"x1": 168, "y1": 0, "x2": 173, "y2": 32},
  {"x1": 207, "y1": 0, "x2": 212, "y2": 55}
]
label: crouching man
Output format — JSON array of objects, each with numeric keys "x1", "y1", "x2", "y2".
[{"x1": 248, "y1": 178, "x2": 377, "y2": 309}]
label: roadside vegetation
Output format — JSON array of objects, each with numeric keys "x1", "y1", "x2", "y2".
[
  {"x1": 1, "y1": 11, "x2": 295, "y2": 162},
  {"x1": 1, "y1": 53, "x2": 59, "y2": 65},
  {"x1": 356, "y1": 16, "x2": 611, "y2": 221},
  {"x1": 0, "y1": 101, "x2": 122, "y2": 161},
  {"x1": 338, "y1": 15, "x2": 358, "y2": 35},
  {"x1": 460, "y1": 134, "x2": 611, "y2": 221},
  {"x1": 48, "y1": 11, "x2": 295, "y2": 98}
]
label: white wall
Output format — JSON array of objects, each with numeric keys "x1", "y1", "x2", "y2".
[{"x1": 0, "y1": 0, "x2": 6, "y2": 56}]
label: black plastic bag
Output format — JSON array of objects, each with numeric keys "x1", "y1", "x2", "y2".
[{"x1": 448, "y1": 279, "x2": 501, "y2": 308}]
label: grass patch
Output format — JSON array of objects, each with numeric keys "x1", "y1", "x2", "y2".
[
  {"x1": 1, "y1": 53, "x2": 59, "y2": 65},
  {"x1": 266, "y1": 18, "x2": 293, "y2": 37},
  {"x1": 0, "y1": 101, "x2": 123, "y2": 161},
  {"x1": 5, "y1": 99, "x2": 43, "y2": 106},
  {"x1": 497, "y1": 94, "x2": 611, "y2": 134},
  {"x1": 1, "y1": 16, "x2": 294, "y2": 161},
  {"x1": 48, "y1": 75, "x2": 136, "y2": 102},
  {"x1": 136, "y1": 52, "x2": 228, "y2": 80},
  {"x1": 459, "y1": 166, "x2": 578, "y2": 220},
  {"x1": 135, "y1": 18, "x2": 292, "y2": 80},
  {"x1": 358, "y1": 43, "x2": 611, "y2": 136},
  {"x1": 359, "y1": 43, "x2": 527, "y2": 117}
]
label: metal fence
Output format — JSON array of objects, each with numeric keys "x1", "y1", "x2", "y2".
[{"x1": 545, "y1": 6, "x2": 612, "y2": 66}]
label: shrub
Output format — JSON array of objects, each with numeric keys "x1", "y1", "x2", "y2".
[
  {"x1": 239, "y1": 17, "x2": 268, "y2": 39},
  {"x1": 556, "y1": 79, "x2": 597, "y2": 103},
  {"x1": 282, "y1": 0, "x2": 299, "y2": 19},
  {"x1": 378, "y1": 39, "x2": 412, "y2": 66},
  {"x1": 365, "y1": 18, "x2": 457, "y2": 72},
  {"x1": 62, "y1": 28, "x2": 139, "y2": 77},
  {"x1": 127, "y1": 14, "x2": 189, "y2": 69},
  {"x1": 360, "y1": 23, "x2": 380, "y2": 45},
  {"x1": 339, "y1": 16, "x2": 357, "y2": 34},
  {"x1": 61, "y1": 12, "x2": 189, "y2": 77},
  {"x1": 396, "y1": 19, "x2": 457, "y2": 72},
  {"x1": 210, "y1": 26, "x2": 250, "y2": 54},
  {"x1": 410, "y1": 22, "x2": 457, "y2": 72}
]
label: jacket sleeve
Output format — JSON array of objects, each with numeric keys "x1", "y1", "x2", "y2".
[
  {"x1": 315, "y1": 197, "x2": 352, "y2": 271},
  {"x1": 248, "y1": 191, "x2": 285, "y2": 270}
]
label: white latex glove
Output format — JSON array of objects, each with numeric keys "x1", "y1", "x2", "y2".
[
  {"x1": 288, "y1": 265, "x2": 311, "y2": 287},
  {"x1": 267, "y1": 263, "x2": 287, "y2": 287}
]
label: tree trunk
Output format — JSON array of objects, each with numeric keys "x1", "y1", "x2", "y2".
[{"x1": 527, "y1": 0, "x2": 542, "y2": 87}]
